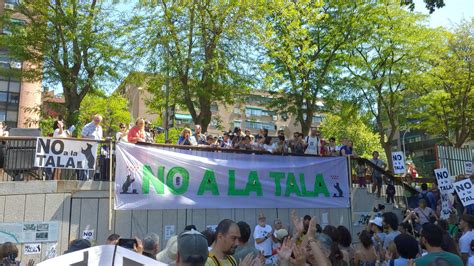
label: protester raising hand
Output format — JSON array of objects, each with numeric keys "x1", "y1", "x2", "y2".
[
  {"x1": 277, "y1": 236, "x2": 294, "y2": 266},
  {"x1": 291, "y1": 210, "x2": 304, "y2": 237},
  {"x1": 239, "y1": 253, "x2": 262, "y2": 266},
  {"x1": 290, "y1": 244, "x2": 306, "y2": 266}
]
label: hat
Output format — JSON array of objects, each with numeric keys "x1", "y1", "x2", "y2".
[
  {"x1": 369, "y1": 217, "x2": 383, "y2": 228},
  {"x1": 64, "y1": 239, "x2": 91, "y2": 254},
  {"x1": 143, "y1": 233, "x2": 160, "y2": 253},
  {"x1": 273, "y1": 229, "x2": 288, "y2": 241},
  {"x1": 156, "y1": 235, "x2": 178, "y2": 264},
  {"x1": 177, "y1": 229, "x2": 209, "y2": 264}
]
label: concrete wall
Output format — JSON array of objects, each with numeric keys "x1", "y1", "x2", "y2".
[{"x1": 0, "y1": 180, "x2": 352, "y2": 263}]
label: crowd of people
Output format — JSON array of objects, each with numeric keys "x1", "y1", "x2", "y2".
[
  {"x1": 47, "y1": 115, "x2": 358, "y2": 156},
  {"x1": 2, "y1": 209, "x2": 472, "y2": 266}
]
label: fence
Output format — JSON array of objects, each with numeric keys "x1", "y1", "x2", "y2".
[
  {"x1": 436, "y1": 145, "x2": 474, "y2": 177},
  {"x1": 0, "y1": 137, "x2": 112, "y2": 182}
]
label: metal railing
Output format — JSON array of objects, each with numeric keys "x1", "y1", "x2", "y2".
[{"x1": 0, "y1": 137, "x2": 113, "y2": 182}]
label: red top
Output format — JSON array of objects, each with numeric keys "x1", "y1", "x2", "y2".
[{"x1": 127, "y1": 127, "x2": 145, "y2": 143}]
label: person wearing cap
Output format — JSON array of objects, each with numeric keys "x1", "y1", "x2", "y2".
[
  {"x1": 176, "y1": 230, "x2": 209, "y2": 266},
  {"x1": 233, "y1": 221, "x2": 260, "y2": 263},
  {"x1": 156, "y1": 235, "x2": 178, "y2": 264},
  {"x1": 415, "y1": 223, "x2": 463, "y2": 266},
  {"x1": 254, "y1": 214, "x2": 273, "y2": 262},
  {"x1": 368, "y1": 216, "x2": 386, "y2": 260},
  {"x1": 459, "y1": 214, "x2": 474, "y2": 264},
  {"x1": 142, "y1": 233, "x2": 160, "y2": 260},
  {"x1": 206, "y1": 219, "x2": 240, "y2": 266}
]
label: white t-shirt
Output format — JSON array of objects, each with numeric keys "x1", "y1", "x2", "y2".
[
  {"x1": 116, "y1": 132, "x2": 128, "y2": 142},
  {"x1": 254, "y1": 224, "x2": 273, "y2": 256},
  {"x1": 305, "y1": 136, "x2": 320, "y2": 155},
  {"x1": 460, "y1": 230, "x2": 474, "y2": 256},
  {"x1": 53, "y1": 128, "x2": 68, "y2": 138},
  {"x1": 468, "y1": 255, "x2": 474, "y2": 266}
]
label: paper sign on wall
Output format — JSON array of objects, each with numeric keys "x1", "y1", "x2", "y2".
[
  {"x1": 24, "y1": 243, "x2": 41, "y2": 255},
  {"x1": 82, "y1": 230, "x2": 94, "y2": 241},
  {"x1": 454, "y1": 179, "x2": 474, "y2": 207},
  {"x1": 435, "y1": 168, "x2": 454, "y2": 194},
  {"x1": 164, "y1": 225, "x2": 175, "y2": 241},
  {"x1": 465, "y1": 162, "x2": 473, "y2": 175},
  {"x1": 391, "y1": 151, "x2": 406, "y2": 174}
]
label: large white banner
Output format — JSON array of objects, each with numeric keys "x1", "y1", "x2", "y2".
[
  {"x1": 35, "y1": 138, "x2": 99, "y2": 170},
  {"x1": 115, "y1": 143, "x2": 350, "y2": 210}
]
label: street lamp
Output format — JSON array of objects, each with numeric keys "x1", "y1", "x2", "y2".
[{"x1": 402, "y1": 128, "x2": 411, "y2": 159}]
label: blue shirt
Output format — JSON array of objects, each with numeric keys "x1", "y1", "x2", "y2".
[
  {"x1": 81, "y1": 122, "x2": 102, "y2": 140},
  {"x1": 339, "y1": 145, "x2": 352, "y2": 156}
]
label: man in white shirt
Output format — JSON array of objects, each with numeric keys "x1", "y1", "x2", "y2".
[
  {"x1": 254, "y1": 214, "x2": 273, "y2": 263},
  {"x1": 305, "y1": 127, "x2": 322, "y2": 155},
  {"x1": 81, "y1": 114, "x2": 103, "y2": 140},
  {"x1": 459, "y1": 214, "x2": 474, "y2": 264}
]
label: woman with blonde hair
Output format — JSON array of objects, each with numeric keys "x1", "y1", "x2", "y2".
[
  {"x1": 127, "y1": 118, "x2": 146, "y2": 144},
  {"x1": 178, "y1": 128, "x2": 196, "y2": 146}
]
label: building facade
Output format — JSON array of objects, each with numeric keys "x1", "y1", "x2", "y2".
[
  {"x1": 117, "y1": 72, "x2": 324, "y2": 136},
  {"x1": 0, "y1": 0, "x2": 42, "y2": 129}
]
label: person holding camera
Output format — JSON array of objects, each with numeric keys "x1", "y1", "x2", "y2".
[
  {"x1": 414, "y1": 199, "x2": 438, "y2": 225},
  {"x1": 178, "y1": 128, "x2": 197, "y2": 146}
]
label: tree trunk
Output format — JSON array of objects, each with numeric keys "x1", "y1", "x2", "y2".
[
  {"x1": 194, "y1": 97, "x2": 212, "y2": 133},
  {"x1": 382, "y1": 141, "x2": 393, "y2": 172},
  {"x1": 64, "y1": 94, "x2": 81, "y2": 132}
]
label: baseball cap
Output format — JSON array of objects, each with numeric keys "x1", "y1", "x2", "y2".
[
  {"x1": 178, "y1": 229, "x2": 208, "y2": 264},
  {"x1": 273, "y1": 229, "x2": 289, "y2": 241},
  {"x1": 156, "y1": 235, "x2": 178, "y2": 264},
  {"x1": 369, "y1": 217, "x2": 383, "y2": 228}
]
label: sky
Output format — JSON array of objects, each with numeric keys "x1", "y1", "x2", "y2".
[{"x1": 414, "y1": 0, "x2": 474, "y2": 28}]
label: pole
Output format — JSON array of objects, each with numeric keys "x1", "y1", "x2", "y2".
[
  {"x1": 108, "y1": 139, "x2": 114, "y2": 231},
  {"x1": 164, "y1": 72, "x2": 170, "y2": 142},
  {"x1": 402, "y1": 129, "x2": 409, "y2": 159}
]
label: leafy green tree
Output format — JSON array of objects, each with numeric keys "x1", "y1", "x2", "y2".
[
  {"x1": 0, "y1": 0, "x2": 127, "y2": 127},
  {"x1": 408, "y1": 20, "x2": 473, "y2": 147},
  {"x1": 258, "y1": 1, "x2": 368, "y2": 135},
  {"x1": 79, "y1": 93, "x2": 130, "y2": 137},
  {"x1": 129, "y1": 1, "x2": 255, "y2": 132},
  {"x1": 320, "y1": 113, "x2": 384, "y2": 159},
  {"x1": 343, "y1": 1, "x2": 438, "y2": 169}
]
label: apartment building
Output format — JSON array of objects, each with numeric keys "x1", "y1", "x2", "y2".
[
  {"x1": 0, "y1": 0, "x2": 42, "y2": 128},
  {"x1": 118, "y1": 72, "x2": 324, "y2": 136}
]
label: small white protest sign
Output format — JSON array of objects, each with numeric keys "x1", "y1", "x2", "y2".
[
  {"x1": 454, "y1": 179, "x2": 474, "y2": 207},
  {"x1": 440, "y1": 193, "x2": 451, "y2": 220},
  {"x1": 465, "y1": 161, "x2": 473, "y2": 175},
  {"x1": 391, "y1": 151, "x2": 406, "y2": 174},
  {"x1": 164, "y1": 225, "x2": 175, "y2": 241},
  {"x1": 24, "y1": 243, "x2": 41, "y2": 255},
  {"x1": 82, "y1": 230, "x2": 94, "y2": 241},
  {"x1": 434, "y1": 168, "x2": 454, "y2": 194}
]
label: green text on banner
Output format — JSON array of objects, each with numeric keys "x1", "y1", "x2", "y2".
[{"x1": 114, "y1": 143, "x2": 350, "y2": 210}]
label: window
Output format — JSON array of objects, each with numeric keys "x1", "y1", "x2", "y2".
[
  {"x1": 233, "y1": 120, "x2": 241, "y2": 128},
  {"x1": 0, "y1": 92, "x2": 7, "y2": 102},
  {"x1": 210, "y1": 103, "x2": 218, "y2": 112},
  {"x1": 245, "y1": 107, "x2": 270, "y2": 117},
  {"x1": 0, "y1": 81, "x2": 8, "y2": 92},
  {"x1": 8, "y1": 93, "x2": 19, "y2": 104},
  {"x1": 3, "y1": 19, "x2": 25, "y2": 35},
  {"x1": 5, "y1": 0, "x2": 19, "y2": 5},
  {"x1": 6, "y1": 110, "x2": 16, "y2": 121},
  {"x1": 312, "y1": 115, "x2": 323, "y2": 124},
  {"x1": 233, "y1": 107, "x2": 240, "y2": 114},
  {"x1": 9, "y1": 81, "x2": 20, "y2": 93},
  {"x1": 0, "y1": 111, "x2": 5, "y2": 122},
  {"x1": 245, "y1": 121, "x2": 275, "y2": 130}
]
